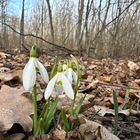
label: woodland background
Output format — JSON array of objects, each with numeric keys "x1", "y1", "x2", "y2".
[
  {"x1": 0, "y1": 0, "x2": 140, "y2": 58},
  {"x1": 0, "y1": 1, "x2": 140, "y2": 139}
]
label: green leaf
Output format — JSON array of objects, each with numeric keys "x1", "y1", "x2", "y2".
[
  {"x1": 39, "y1": 102, "x2": 49, "y2": 118},
  {"x1": 50, "y1": 56, "x2": 58, "y2": 80},
  {"x1": 113, "y1": 90, "x2": 118, "y2": 135},
  {"x1": 35, "y1": 102, "x2": 49, "y2": 136},
  {"x1": 71, "y1": 55, "x2": 81, "y2": 100},
  {"x1": 70, "y1": 55, "x2": 81, "y2": 116},
  {"x1": 61, "y1": 108, "x2": 70, "y2": 131},
  {"x1": 35, "y1": 117, "x2": 45, "y2": 136},
  {"x1": 44, "y1": 97, "x2": 58, "y2": 133},
  {"x1": 73, "y1": 95, "x2": 86, "y2": 116},
  {"x1": 71, "y1": 55, "x2": 81, "y2": 80},
  {"x1": 123, "y1": 85, "x2": 130, "y2": 110}
]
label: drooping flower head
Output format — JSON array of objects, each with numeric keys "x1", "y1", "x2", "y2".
[
  {"x1": 23, "y1": 45, "x2": 49, "y2": 91},
  {"x1": 62, "y1": 60, "x2": 68, "y2": 71},
  {"x1": 44, "y1": 63, "x2": 74, "y2": 100},
  {"x1": 65, "y1": 60, "x2": 77, "y2": 85}
]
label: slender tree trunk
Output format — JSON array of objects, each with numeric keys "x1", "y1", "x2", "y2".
[
  {"x1": 75, "y1": 0, "x2": 84, "y2": 55},
  {"x1": 83, "y1": 0, "x2": 93, "y2": 56},
  {"x1": 46, "y1": 0, "x2": 54, "y2": 43},
  {"x1": 1, "y1": 0, "x2": 8, "y2": 48},
  {"x1": 19, "y1": 0, "x2": 25, "y2": 50},
  {"x1": 41, "y1": 1, "x2": 44, "y2": 46}
]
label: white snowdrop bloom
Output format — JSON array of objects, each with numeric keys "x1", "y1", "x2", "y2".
[
  {"x1": 62, "y1": 64, "x2": 68, "y2": 71},
  {"x1": 23, "y1": 47, "x2": 49, "y2": 91},
  {"x1": 65, "y1": 67, "x2": 77, "y2": 85},
  {"x1": 44, "y1": 72, "x2": 74, "y2": 100}
]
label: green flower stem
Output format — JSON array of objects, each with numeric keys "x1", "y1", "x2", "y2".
[
  {"x1": 70, "y1": 55, "x2": 81, "y2": 115},
  {"x1": 71, "y1": 99, "x2": 75, "y2": 115},
  {"x1": 35, "y1": 102, "x2": 48, "y2": 136},
  {"x1": 43, "y1": 97, "x2": 50, "y2": 120},
  {"x1": 32, "y1": 84, "x2": 37, "y2": 136},
  {"x1": 39, "y1": 102, "x2": 48, "y2": 118},
  {"x1": 71, "y1": 80, "x2": 79, "y2": 115}
]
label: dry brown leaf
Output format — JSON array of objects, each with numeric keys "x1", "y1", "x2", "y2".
[
  {"x1": 134, "y1": 92, "x2": 140, "y2": 99},
  {"x1": 88, "y1": 79, "x2": 99, "y2": 89},
  {"x1": 78, "y1": 79, "x2": 98, "y2": 93},
  {"x1": 86, "y1": 75, "x2": 94, "y2": 82},
  {"x1": 0, "y1": 85, "x2": 33, "y2": 132},
  {"x1": 51, "y1": 128, "x2": 66, "y2": 140},
  {"x1": 88, "y1": 65, "x2": 97, "y2": 70},
  {"x1": 134, "y1": 79, "x2": 140, "y2": 86},
  {"x1": 0, "y1": 69, "x2": 22, "y2": 82},
  {"x1": 0, "y1": 52, "x2": 11, "y2": 59},
  {"x1": 79, "y1": 118, "x2": 120, "y2": 140},
  {"x1": 97, "y1": 75, "x2": 113, "y2": 82},
  {"x1": 129, "y1": 81, "x2": 139, "y2": 88},
  {"x1": 105, "y1": 96, "x2": 124, "y2": 105},
  {"x1": 127, "y1": 60, "x2": 139, "y2": 72},
  {"x1": 0, "y1": 67, "x2": 10, "y2": 73}
]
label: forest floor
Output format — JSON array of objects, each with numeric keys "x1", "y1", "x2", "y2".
[{"x1": 0, "y1": 49, "x2": 140, "y2": 140}]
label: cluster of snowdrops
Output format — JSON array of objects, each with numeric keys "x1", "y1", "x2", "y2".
[{"x1": 22, "y1": 46, "x2": 83, "y2": 136}]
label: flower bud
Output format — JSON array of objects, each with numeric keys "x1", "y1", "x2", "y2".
[{"x1": 30, "y1": 45, "x2": 37, "y2": 58}]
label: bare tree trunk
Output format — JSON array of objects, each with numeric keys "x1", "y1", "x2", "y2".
[
  {"x1": 84, "y1": 0, "x2": 93, "y2": 56},
  {"x1": 41, "y1": 1, "x2": 44, "y2": 46},
  {"x1": 19, "y1": 0, "x2": 25, "y2": 50},
  {"x1": 46, "y1": 0, "x2": 54, "y2": 43},
  {"x1": 75, "y1": 0, "x2": 84, "y2": 55},
  {"x1": 1, "y1": 0, "x2": 8, "y2": 48}
]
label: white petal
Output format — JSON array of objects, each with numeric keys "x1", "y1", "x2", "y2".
[
  {"x1": 23, "y1": 58, "x2": 36, "y2": 91},
  {"x1": 62, "y1": 64, "x2": 67, "y2": 71},
  {"x1": 67, "y1": 68, "x2": 73, "y2": 84},
  {"x1": 37, "y1": 60, "x2": 49, "y2": 83},
  {"x1": 72, "y1": 70, "x2": 78, "y2": 84},
  {"x1": 61, "y1": 73, "x2": 74, "y2": 99},
  {"x1": 63, "y1": 71, "x2": 67, "y2": 76},
  {"x1": 44, "y1": 74, "x2": 58, "y2": 100}
]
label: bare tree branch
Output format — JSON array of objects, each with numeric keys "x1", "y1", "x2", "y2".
[
  {"x1": 91, "y1": 0, "x2": 139, "y2": 43},
  {"x1": 3, "y1": 22, "x2": 75, "y2": 52}
]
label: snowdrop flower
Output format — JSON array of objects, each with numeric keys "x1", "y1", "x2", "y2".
[
  {"x1": 45, "y1": 64, "x2": 74, "y2": 100},
  {"x1": 65, "y1": 61, "x2": 77, "y2": 85},
  {"x1": 62, "y1": 61, "x2": 68, "y2": 71},
  {"x1": 23, "y1": 46, "x2": 49, "y2": 91}
]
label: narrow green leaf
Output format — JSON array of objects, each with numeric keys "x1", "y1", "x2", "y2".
[
  {"x1": 73, "y1": 95, "x2": 86, "y2": 116},
  {"x1": 70, "y1": 54, "x2": 81, "y2": 80},
  {"x1": 35, "y1": 117, "x2": 44, "y2": 136},
  {"x1": 61, "y1": 108, "x2": 70, "y2": 131},
  {"x1": 50, "y1": 56, "x2": 58, "y2": 80},
  {"x1": 70, "y1": 55, "x2": 81, "y2": 115},
  {"x1": 40, "y1": 118, "x2": 45, "y2": 134},
  {"x1": 123, "y1": 85, "x2": 130, "y2": 110},
  {"x1": 39, "y1": 102, "x2": 48, "y2": 118},
  {"x1": 44, "y1": 97, "x2": 58, "y2": 133}
]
